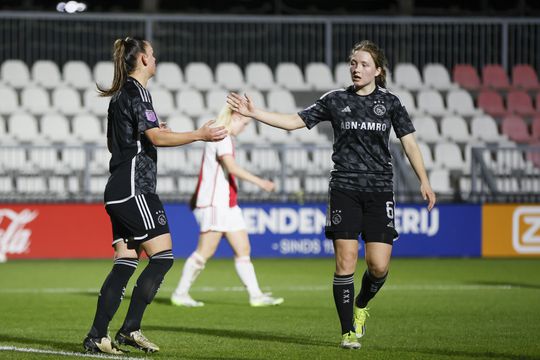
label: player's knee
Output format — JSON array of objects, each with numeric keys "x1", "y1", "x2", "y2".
[
  {"x1": 367, "y1": 263, "x2": 388, "y2": 278},
  {"x1": 149, "y1": 249, "x2": 174, "y2": 273}
]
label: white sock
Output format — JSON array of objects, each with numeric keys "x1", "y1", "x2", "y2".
[
  {"x1": 234, "y1": 256, "x2": 263, "y2": 298},
  {"x1": 173, "y1": 252, "x2": 206, "y2": 296}
]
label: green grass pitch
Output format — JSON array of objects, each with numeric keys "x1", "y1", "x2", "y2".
[{"x1": 0, "y1": 258, "x2": 539, "y2": 359}]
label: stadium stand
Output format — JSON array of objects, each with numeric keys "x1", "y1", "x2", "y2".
[
  {"x1": 305, "y1": 62, "x2": 337, "y2": 90},
  {"x1": 482, "y1": 64, "x2": 511, "y2": 90},
  {"x1": 185, "y1": 62, "x2": 214, "y2": 91},
  {"x1": 215, "y1": 62, "x2": 246, "y2": 90},
  {"x1": 155, "y1": 62, "x2": 185, "y2": 91},
  {"x1": 276, "y1": 62, "x2": 310, "y2": 91},
  {"x1": 423, "y1": 63, "x2": 457, "y2": 91},
  {"x1": 452, "y1": 64, "x2": 481, "y2": 90},
  {"x1": 394, "y1": 63, "x2": 424, "y2": 91},
  {"x1": 511, "y1": 64, "x2": 540, "y2": 90}
]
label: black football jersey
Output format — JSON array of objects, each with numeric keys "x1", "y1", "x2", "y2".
[
  {"x1": 298, "y1": 86, "x2": 415, "y2": 192},
  {"x1": 104, "y1": 77, "x2": 160, "y2": 203}
]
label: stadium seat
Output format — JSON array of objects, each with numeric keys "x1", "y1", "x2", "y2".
[
  {"x1": 471, "y1": 115, "x2": 505, "y2": 142},
  {"x1": 495, "y1": 143, "x2": 527, "y2": 173},
  {"x1": 215, "y1": 62, "x2": 245, "y2": 90},
  {"x1": 267, "y1": 89, "x2": 299, "y2": 112},
  {"x1": 89, "y1": 146, "x2": 110, "y2": 175},
  {"x1": 32, "y1": 60, "x2": 62, "y2": 89},
  {"x1": 63, "y1": 61, "x2": 93, "y2": 90},
  {"x1": 334, "y1": 62, "x2": 351, "y2": 88},
  {"x1": 166, "y1": 114, "x2": 195, "y2": 132},
  {"x1": 150, "y1": 87, "x2": 175, "y2": 117},
  {"x1": 258, "y1": 123, "x2": 294, "y2": 144},
  {"x1": 157, "y1": 147, "x2": 187, "y2": 174},
  {"x1": 511, "y1": 64, "x2": 540, "y2": 90},
  {"x1": 284, "y1": 148, "x2": 311, "y2": 172},
  {"x1": 416, "y1": 89, "x2": 448, "y2": 117},
  {"x1": 496, "y1": 178, "x2": 520, "y2": 193},
  {"x1": 21, "y1": 86, "x2": 51, "y2": 115},
  {"x1": 477, "y1": 90, "x2": 507, "y2": 118},
  {"x1": 245, "y1": 62, "x2": 276, "y2": 91},
  {"x1": 434, "y1": 142, "x2": 466, "y2": 172},
  {"x1": 305, "y1": 62, "x2": 337, "y2": 90},
  {"x1": 429, "y1": 168, "x2": 453, "y2": 194},
  {"x1": 93, "y1": 61, "x2": 114, "y2": 90},
  {"x1": 416, "y1": 141, "x2": 435, "y2": 170},
  {"x1": 52, "y1": 87, "x2": 83, "y2": 116},
  {"x1": 304, "y1": 176, "x2": 329, "y2": 194},
  {"x1": 532, "y1": 116, "x2": 540, "y2": 141},
  {"x1": 0, "y1": 147, "x2": 27, "y2": 172},
  {"x1": 177, "y1": 176, "x2": 198, "y2": 194},
  {"x1": 185, "y1": 62, "x2": 214, "y2": 91},
  {"x1": 62, "y1": 147, "x2": 88, "y2": 171},
  {"x1": 0, "y1": 86, "x2": 19, "y2": 115},
  {"x1": 205, "y1": 88, "x2": 229, "y2": 114},
  {"x1": 16, "y1": 176, "x2": 48, "y2": 194},
  {"x1": 275, "y1": 62, "x2": 309, "y2": 91},
  {"x1": 7, "y1": 112, "x2": 46, "y2": 144},
  {"x1": 237, "y1": 120, "x2": 263, "y2": 143},
  {"x1": 391, "y1": 89, "x2": 421, "y2": 116},
  {"x1": 40, "y1": 113, "x2": 74, "y2": 144},
  {"x1": 282, "y1": 176, "x2": 301, "y2": 193},
  {"x1": 48, "y1": 176, "x2": 67, "y2": 195},
  {"x1": 440, "y1": 115, "x2": 471, "y2": 143},
  {"x1": 0, "y1": 176, "x2": 14, "y2": 194},
  {"x1": 291, "y1": 126, "x2": 329, "y2": 144},
  {"x1": 1, "y1": 59, "x2": 31, "y2": 88},
  {"x1": 72, "y1": 114, "x2": 103, "y2": 144},
  {"x1": 394, "y1": 63, "x2": 423, "y2": 91},
  {"x1": 452, "y1": 64, "x2": 481, "y2": 90},
  {"x1": 176, "y1": 89, "x2": 206, "y2": 117},
  {"x1": 311, "y1": 148, "x2": 333, "y2": 173},
  {"x1": 157, "y1": 176, "x2": 177, "y2": 194},
  {"x1": 89, "y1": 176, "x2": 108, "y2": 194},
  {"x1": 413, "y1": 115, "x2": 441, "y2": 143},
  {"x1": 28, "y1": 148, "x2": 64, "y2": 173},
  {"x1": 446, "y1": 89, "x2": 482, "y2": 117},
  {"x1": 463, "y1": 142, "x2": 494, "y2": 171},
  {"x1": 423, "y1": 63, "x2": 457, "y2": 91},
  {"x1": 84, "y1": 88, "x2": 109, "y2": 116},
  {"x1": 185, "y1": 147, "x2": 204, "y2": 175},
  {"x1": 501, "y1": 115, "x2": 532, "y2": 143},
  {"x1": 241, "y1": 88, "x2": 267, "y2": 109},
  {"x1": 155, "y1": 62, "x2": 184, "y2": 90},
  {"x1": 482, "y1": 64, "x2": 510, "y2": 90},
  {"x1": 250, "y1": 148, "x2": 281, "y2": 172},
  {"x1": 506, "y1": 90, "x2": 536, "y2": 117}
]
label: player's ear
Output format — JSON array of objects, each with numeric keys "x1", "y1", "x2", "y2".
[{"x1": 141, "y1": 52, "x2": 148, "y2": 67}]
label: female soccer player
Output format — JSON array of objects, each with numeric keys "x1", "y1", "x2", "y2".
[
  {"x1": 83, "y1": 36, "x2": 226, "y2": 355},
  {"x1": 227, "y1": 40, "x2": 436, "y2": 349},
  {"x1": 170, "y1": 107, "x2": 284, "y2": 307}
]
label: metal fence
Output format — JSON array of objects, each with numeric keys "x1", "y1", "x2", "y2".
[{"x1": 1, "y1": 12, "x2": 540, "y2": 71}]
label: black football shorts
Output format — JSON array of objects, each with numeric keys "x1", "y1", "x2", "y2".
[
  {"x1": 325, "y1": 187, "x2": 398, "y2": 244},
  {"x1": 105, "y1": 193, "x2": 170, "y2": 249}
]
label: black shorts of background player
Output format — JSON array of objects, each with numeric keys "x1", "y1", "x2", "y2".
[
  {"x1": 227, "y1": 40, "x2": 436, "y2": 349},
  {"x1": 83, "y1": 36, "x2": 227, "y2": 355}
]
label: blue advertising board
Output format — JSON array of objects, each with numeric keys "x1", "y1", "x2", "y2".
[{"x1": 165, "y1": 203, "x2": 481, "y2": 258}]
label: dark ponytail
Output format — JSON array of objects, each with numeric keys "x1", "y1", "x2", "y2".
[
  {"x1": 349, "y1": 40, "x2": 388, "y2": 88},
  {"x1": 97, "y1": 36, "x2": 148, "y2": 97}
]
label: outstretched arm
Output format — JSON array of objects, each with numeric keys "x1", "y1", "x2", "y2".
[
  {"x1": 400, "y1": 133, "x2": 436, "y2": 211},
  {"x1": 227, "y1": 92, "x2": 305, "y2": 131},
  {"x1": 220, "y1": 155, "x2": 275, "y2": 192},
  {"x1": 145, "y1": 120, "x2": 227, "y2": 147}
]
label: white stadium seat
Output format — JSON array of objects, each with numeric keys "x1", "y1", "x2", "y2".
[
  {"x1": 52, "y1": 87, "x2": 83, "y2": 116},
  {"x1": 84, "y1": 88, "x2": 110, "y2": 117},
  {"x1": 394, "y1": 63, "x2": 424, "y2": 91},
  {"x1": 72, "y1": 114, "x2": 103, "y2": 144},
  {"x1": 434, "y1": 142, "x2": 466, "y2": 172},
  {"x1": 21, "y1": 86, "x2": 51, "y2": 115},
  {"x1": 245, "y1": 62, "x2": 276, "y2": 91},
  {"x1": 176, "y1": 89, "x2": 206, "y2": 117},
  {"x1": 93, "y1": 61, "x2": 114, "y2": 90},
  {"x1": 423, "y1": 63, "x2": 457, "y2": 91},
  {"x1": 413, "y1": 115, "x2": 441, "y2": 143},
  {"x1": 446, "y1": 89, "x2": 482, "y2": 117},
  {"x1": 32, "y1": 60, "x2": 62, "y2": 89},
  {"x1": 440, "y1": 115, "x2": 471, "y2": 143},
  {"x1": 1, "y1": 60, "x2": 31, "y2": 88},
  {"x1": 205, "y1": 88, "x2": 229, "y2": 114},
  {"x1": 150, "y1": 87, "x2": 175, "y2": 117},
  {"x1": 305, "y1": 62, "x2": 337, "y2": 90},
  {"x1": 266, "y1": 89, "x2": 299, "y2": 112},
  {"x1": 7, "y1": 112, "x2": 46, "y2": 144},
  {"x1": 63, "y1": 61, "x2": 93, "y2": 90},
  {"x1": 216, "y1": 62, "x2": 245, "y2": 90},
  {"x1": 429, "y1": 168, "x2": 452, "y2": 194},
  {"x1": 155, "y1": 62, "x2": 184, "y2": 90},
  {"x1": 166, "y1": 114, "x2": 195, "y2": 132},
  {"x1": 275, "y1": 62, "x2": 310, "y2": 91},
  {"x1": 0, "y1": 86, "x2": 19, "y2": 115},
  {"x1": 185, "y1": 62, "x2": 214, "y2": 91},
  {"x1": 334, "y1": 62, "x2": 351, "y2": 88},
  {"x1": 471, "y1": 115, "x2": 506, "y2": 142},
  {"x1": 417, "y1": 89, "x2": 448, "y2": 117}
]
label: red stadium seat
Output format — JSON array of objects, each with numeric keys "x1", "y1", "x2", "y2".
[
  {"x1": 501, "y1": 115, "x2": 532, "y2": 143},
  {"x1": 453, "y1": 64, "x2": 481, "y2": 90},
  {"x1": 482, "y1": 64, "x2": 510, "y2": 90},
  {"x1": 477, "y1": 90, "x2": 507, "y2": 117},
  {"x1": 507, "y1": 90, "x2": 536, "y2": 116},
  {"x1": 512, "y1": 64, "x2": 540, "y2": 90},
  {"x1": 532, "y1": 116, "x2": 540, "y2": 141}
]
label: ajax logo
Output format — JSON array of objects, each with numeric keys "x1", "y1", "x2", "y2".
[{"x1": 512, "y1": 206, "x2": 540, "y2": 254}]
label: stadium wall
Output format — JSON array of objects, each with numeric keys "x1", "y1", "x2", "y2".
[{"x1": 1, "y1": 202, "x2": 538, "y2": 260}]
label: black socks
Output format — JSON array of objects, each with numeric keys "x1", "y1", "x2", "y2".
[
  {"x1": 355, "y1": 270, "x2": 387, "y2": 309},
  {"x1": 333, "y1": 273, "x2": 355, "y2": 334}
]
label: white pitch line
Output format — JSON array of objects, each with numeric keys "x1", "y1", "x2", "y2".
[
  {"x1": 0, "y1": 345, "x2": 146, "y2": 360},
  {"x1": 0, "y1": 284, "x2": 516, "y2": 294}
]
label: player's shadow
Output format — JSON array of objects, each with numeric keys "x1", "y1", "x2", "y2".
[
  {"x1": 375, "y1": 345, "x2": 540, "y2": 360},
  {"x1": 146, "y1": 325, "x2": 335, "y2": 348},
  {"x1": 470, "y1": 281, "x2": 540, "y2": 290},
  {"x1": 0, "y1": 333, "x2": 79, "y2": 352}
]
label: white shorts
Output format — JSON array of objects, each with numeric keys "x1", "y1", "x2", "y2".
[{"x1": 193, "y1": 205, "x2": 247, "y2": 233}]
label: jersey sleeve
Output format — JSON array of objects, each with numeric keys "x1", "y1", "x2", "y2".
[
  {"x1": 390, "y1": 94, "x2": 415, "y2": 138},
  {"x1": 297, "y1": 95, "x2": 332, "y2": 129},
  {"x1": 216, "y1": 135, "x2": 234, "y2": 157},
  {"x1": 132, "y1": 96, "x2": 160, "y2": 133}
]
